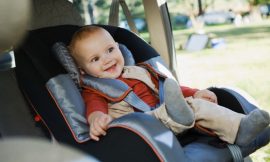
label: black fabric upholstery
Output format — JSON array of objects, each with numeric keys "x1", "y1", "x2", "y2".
[
  {"x1": 209, "y1": 87, "x2": 245, "y2": 114},
  {"x1": 78, "y1": 127, "x2": 160, "y2": 162}
]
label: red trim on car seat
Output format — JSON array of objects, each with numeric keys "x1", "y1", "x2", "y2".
[
  {"x1": 46, "y1": 86, "x2": 90, "y2": 143},
  {"x1": 108, "y1": 124, "x2": 164, "y2": 162},
  {"x1": 34, "y1": 114, "x2": 42, "y2": 122}
]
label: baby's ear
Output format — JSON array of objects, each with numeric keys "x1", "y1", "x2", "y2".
[{"x1": 79, "y1": 68, "x2": 86, "y2": 75}]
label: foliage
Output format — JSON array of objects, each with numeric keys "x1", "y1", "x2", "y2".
[
  {"x1": 73, "y1": 0, "x2": 83, "y2": 12},
  {"x1": 175, "y1": 21, "x2": 270, "y2": 161},
  {"x1": 94, "y1": 0, "x2": 110, "y2": 24},
  {"x1": 92, "y1": 0, "x2": 144, "y2": 24},
  {"x1": 248, "y1": 0, "x2": 270, "y2": 5},
  {"x1": 74, "y1": 0, "x2": 270, "y2": 26}
]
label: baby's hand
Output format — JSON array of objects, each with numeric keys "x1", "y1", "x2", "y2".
[
  {"x1": 87, "y1": 111, "x2": 113, "y2": 141},
  {"x1": 193, "y1": 89, "x2": 218, "y2": 103}
]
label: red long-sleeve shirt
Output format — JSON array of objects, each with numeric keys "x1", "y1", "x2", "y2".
[{"x1": 82, "y1": 76, "x2": 198, "y2": 118}]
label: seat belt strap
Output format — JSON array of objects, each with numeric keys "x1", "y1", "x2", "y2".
[
  {"x1": 158, "y1": 78, "x2": 165, "y2": 105},
  {"x1": 109, "y1": 0, "x2": 119, "y2": 26},
  {"x1": 124, "y1": 91, "x2": 152, "y2": 112},
  {"x1": 82, "y1": 73, "x2": 151, "y2": 112},
  {"x1": 119, "y1": 0, "x2": 139, "y2": 35},
  {"x1": 108, "y1": 0, "x2": 139, "y2": 35},
  {"x1": 227, "y1": 144, "x2": 244, "y2": 162}
]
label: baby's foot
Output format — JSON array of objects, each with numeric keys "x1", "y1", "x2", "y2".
[
  {"x1": 235, "y1": 109, "x2": 270, "y2": 146},
  {"x1": 164, "y1": 78, "x2": 194, "y2": 126}
]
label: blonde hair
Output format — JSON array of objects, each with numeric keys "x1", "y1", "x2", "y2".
[{"x1": 68, "y1": 26, "x2": 104, "y2": 57}]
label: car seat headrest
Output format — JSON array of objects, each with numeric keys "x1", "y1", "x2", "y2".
[{"x1": 52, "y1": 42, "x2": 135, "y2": 88}]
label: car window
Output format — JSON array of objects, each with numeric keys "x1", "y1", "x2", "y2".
[
  {"x1": 0, "y1": 50, "x2": 15, "y2": 70},
  {"x1": 70, "y1": 0, "x2": 149, "y2": 41}
]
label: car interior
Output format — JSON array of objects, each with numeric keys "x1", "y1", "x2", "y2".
[{"x1": 0, "y1": 0, "x2": 269, "y2": 162}]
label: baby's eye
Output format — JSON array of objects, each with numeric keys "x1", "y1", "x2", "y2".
[
  {"x1": 91, "y1": 57, "x2": 99, "y2": 62},
  {"x1": 108, "y1": 47, "x2": 114, "y2": 53}
]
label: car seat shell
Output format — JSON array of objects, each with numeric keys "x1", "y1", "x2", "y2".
[{"x1": 13, "y1": 25, "x2": 269, "y2": 162}]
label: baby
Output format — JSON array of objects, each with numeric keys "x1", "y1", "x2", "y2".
[{"x1": 69, "y1": 26, "x2": 269, "y2": 147}]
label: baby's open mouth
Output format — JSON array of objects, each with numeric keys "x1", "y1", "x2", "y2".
[{"x1": 104, "y1": 64, "x2": 117, "y2": 72}]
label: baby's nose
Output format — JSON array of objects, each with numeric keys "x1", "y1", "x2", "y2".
[{"x1": 102, "y1": 55, "x2": 112, "y2": 65}]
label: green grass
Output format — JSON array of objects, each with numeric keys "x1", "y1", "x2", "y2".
[{"x1": 174, "y1": 20, "x2": 270, "y2": 161}]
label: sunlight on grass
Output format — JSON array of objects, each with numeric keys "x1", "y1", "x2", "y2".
[{"x1": 174, "y1": 20, "x2": 270, "y2": 161}]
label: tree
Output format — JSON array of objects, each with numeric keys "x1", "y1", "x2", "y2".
[
  {"x1": 182, "y1": 0, "x2": 214, "y2": 32},
  {"x1": 247, "y1": 0, "x2": 270, "y2": 5},
  {"x1": 73, "y1": 0, "x2": 95, "y2": 24}
]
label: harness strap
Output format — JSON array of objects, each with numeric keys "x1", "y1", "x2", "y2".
[
  {"x1": 119, "y1": 0, "x2": 139, "y2": 35},
  {"x1": 124, "y1": 92, "x2": 151, "y2": 112},
  {"x1": 82, "y1": 74, "x2": 152, "y2": 112},
  {"x1": 108, "y1": 0, "x2": 119, "y2": 26},
  {"x1": 157, "y1": 78, "x2": 165, "y2": 107},
  {"x1": 227, "y1": 144, "x2": 243, "y2": 162},
  {"x1": 108, "y1": 0, "x2": 139, "y2": 35}
]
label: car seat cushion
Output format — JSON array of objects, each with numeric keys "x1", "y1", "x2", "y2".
[
  {"x1": 52, "y1": 42, "x2": 81, "y2": 87},
  {"x1": 49, "y1": 42, "x2": 136, "y2": 142},
  {"x1": 46, "y1": 74, "x2": 90, "y2": 142}
]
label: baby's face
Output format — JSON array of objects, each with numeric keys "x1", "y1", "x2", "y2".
[{"x1": 74, "y1": 29, "x2": 124, "y2": 79}]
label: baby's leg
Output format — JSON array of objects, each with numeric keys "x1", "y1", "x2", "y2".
[
  {"x1": 235, "y1": 109, "x2": 270, "y2": 146},
  {"x1": 147, "y1": 103, "x2": 194, "y2": 134},
  {"x1": 163, "y1": 78, "x2": 194, "y2": 126},
  {"x1": 187, "y1": 97, "x2": 270, "y2": 145}
]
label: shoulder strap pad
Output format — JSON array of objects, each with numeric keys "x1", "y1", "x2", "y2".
[
  {"x1": 143, "y1": 56, "x2": 175, "y2": 80},
  {"x1": 82, "y1": 74, "x2": 130, "y2": 101},
  {"x1": 82, "y1": 75, "x2": 151, "y2": 112}
]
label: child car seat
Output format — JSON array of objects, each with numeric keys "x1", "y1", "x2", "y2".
[{"x1": 14, "y1": 24, "x2": 269, "y2": 162}]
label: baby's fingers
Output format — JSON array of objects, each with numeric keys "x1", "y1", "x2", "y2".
[
  {"x1": 100, "y1": 116, "x2": 112, "y2": 129},
  {"x1": 89, "y1": 131, "x2": 100, "y2": 141},
  {"x1": 90, "y1": 124, "x2": 105, "y2": 141},
  {"x1": 93, "y1": 121, "x2": 107, "y2": 136}
]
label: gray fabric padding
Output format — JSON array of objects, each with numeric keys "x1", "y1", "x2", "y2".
[
  {"x1": 81, "y1": 75, "x2": 130, "y2": 99},
  {"x1": 46, "y1": 74, "x2": 89, "y2": 142},
  {"x1": 52, "y1": 42, "x2": 81, "y2": 88},
  {"x1": 119, "y1": 43, "x2": 135, "y2": 66},
  {"x1": 109, "y1": 113, "x2": 189, "y2": 162},
  {"x1": 144, "y1": 56, "x2": 175, "y2": 79}
]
